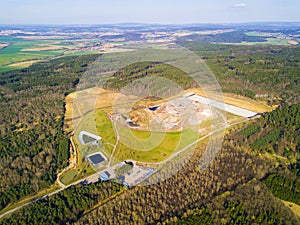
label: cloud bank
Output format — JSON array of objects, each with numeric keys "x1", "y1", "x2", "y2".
[{"x1": 234, "y1": 3, "x2": 247, "y2": 8}]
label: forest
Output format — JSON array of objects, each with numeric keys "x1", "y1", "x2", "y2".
[
  {"x1": 178, "y1": 31, "x2": 266, "y2": 43},
  {"x1": 235, "y1": 103, "x2": 300, "y2": 160},
  {"x1": 163, "y1": 179, "x2": 297, "y2": 225},
  {"x1": 0, "y1": 181, "x2": 123, "y2": 225},
  {"x1": 103, "y1": 61, "x2": 196, "y2": 91},
  {"x1": 263, "y1": 173, "x2": 300, "y2": 205},
  {"x1": 0, "y1": 54, "x2": 99, "y2": 211},
  {"x1": 180, "y1": 42, "x2": 300, "y2": 104}
]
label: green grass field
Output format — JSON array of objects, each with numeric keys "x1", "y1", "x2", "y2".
[
  {"x1": 60, "y1": 169, "x2": 79, "y2": 185},
  {"x1": 95, "y1": 110, "x2": 117, "y2": 145},
  {"x1": 94, "y1": 107, "x2": 200, "y2": 162},
  {"x1": 59, "y1": 166, "x2": 96, "y2": 185},
  {"x1": 73, "y1": 109, "x2": 115, "y2": 171},
  {"x1": 74, "y1": 105, "x2": 200, "y2": 163},
  {"x1": 113, "y1": 128, "x2": 199, "y2": 162},
  {"x1": 0, "y1": 38, "x2": 66, "y2": 71},
  {"x1": 74, "y1": 111, "x2": 99, "y2": 152},
  {"x1": 64, "y1": 50, "x2": 100, "y2": 56},
  {"x1": 0, "y1": 36, "x2": 97, "y2": 71}
]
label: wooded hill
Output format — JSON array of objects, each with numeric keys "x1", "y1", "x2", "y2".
[
  {"x1": 180, "y1": 42, "x2": 300, "y2": 104},
  {"x1": 0, "y1": 54, "x2": 99, "y2": 211}
]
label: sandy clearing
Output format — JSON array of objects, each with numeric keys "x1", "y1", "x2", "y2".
[
  {"x1": 17, "y1": 35, "x2": 68, "y2": 40},
  {"x1": 288, "y1": 40, "x2": 299, "y2": 45},
  {"x1": 8, "y1": 59, "x2": 43, "y2": 67},
  {"x1": 281, "y1": 200, "x2": 300, "y2": 217},
  {"x1": 64, "y1": 87, "x2": 119, "y2": 132},
  {"x1": 64, "y1": 86, "x2": 274, "y2": 132},
  {"x1": 0, "y1": 43, "x2": 9, "y2": 50},
  {"x1": 184, "y1": 88, "x2": 275, "y2": 113},
  {"x1": 21, "y1": 45, "x2": 71, "y2": 51}
]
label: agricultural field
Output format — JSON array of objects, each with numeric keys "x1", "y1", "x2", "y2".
[
  {"x1": 0, "y1": 37, "x2": 65, "y2": 71},
  {"x1": 0, "y1": 36, "x2": 106, "y2": 72},
  {"x1": 245, "y1": 32, "x2": 298, "y2": 45}
]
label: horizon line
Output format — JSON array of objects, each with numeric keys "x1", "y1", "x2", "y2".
[{"x1": 1, "y1": 21, "x2": 300, "y2": 26}]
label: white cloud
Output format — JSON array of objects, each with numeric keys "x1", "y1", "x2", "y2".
[{"x1": 234, "y1": 3, "x2": 247, "y2": 8}]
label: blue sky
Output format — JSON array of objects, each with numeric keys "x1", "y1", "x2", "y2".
[{"x1": 1, "y1": 0, "x2": 300, "y2": 24}]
